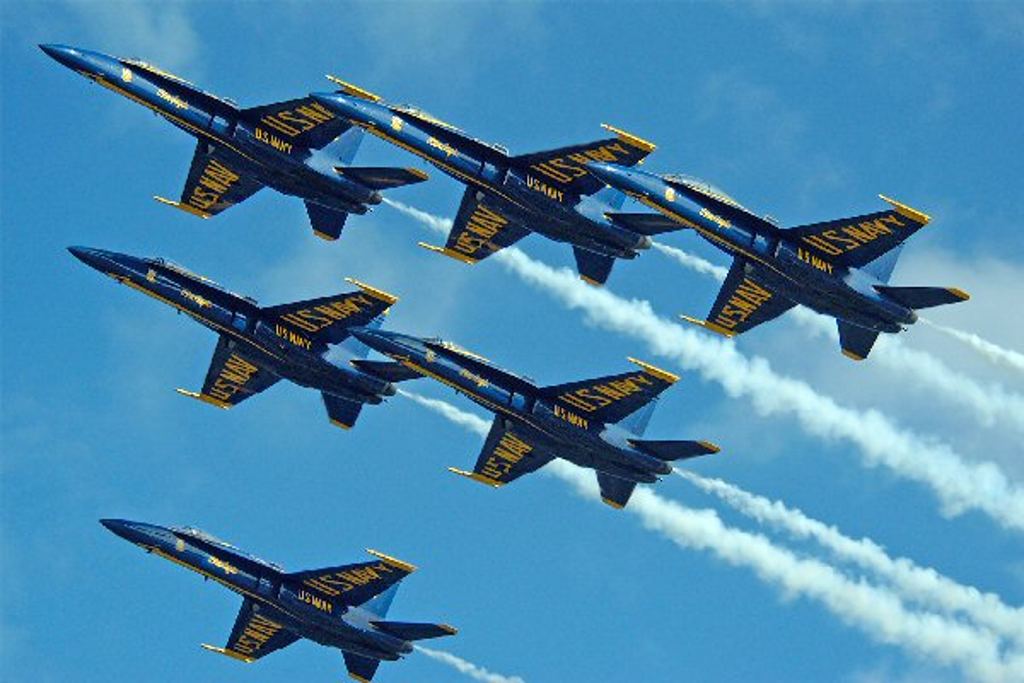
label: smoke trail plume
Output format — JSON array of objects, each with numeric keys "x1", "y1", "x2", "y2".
[
  {"x1": 416, "y1": 646, "x2": 527, "y2": 683},
  {"x1": 401, "y1": 391, "x2": 1022, "y2": 682},
  {"x1": 676, "y1": 470, "x2": 1024, "y2": 643},
  {"x1": 387, "y1": 200, "x2": 1024, "y2": 530},
  {"x1": 922, "y1": 319, "x2": 1024, "y2": 377},
  {"x1": 653, "y1": 242, "x2": 1024, "y2": 433}
]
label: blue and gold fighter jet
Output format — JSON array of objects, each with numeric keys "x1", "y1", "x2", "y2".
[
  {"x1": 101, "y1": 519, "x2": 455, "y2": 682},
  {"x1": 311, "y1": 80, "x2": 678, "y2": 285},
  {"x1": 350, "y1": 328, "x2": 719, "y2": 508},
  {"x1": 41, "y1": 44, "x2": 428, "y2": 241},
  {"x1": 587, "y1": 163, "x2": 970, "y2": 359},
  {"x1": 69, "y1": 247, "x2": 397, "y2": 429}
]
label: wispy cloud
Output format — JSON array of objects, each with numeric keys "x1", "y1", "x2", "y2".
[
  {"x1": 416, "y1": 645, "x2": 526, "y2": 683},
  {"x1": 677, "y1": 470, "x2": 1024, "y2": 645},
  {"x1": 653, "y1": 242, "x2": 1024, "y2": 433},
  {"x1": 402, "y1": 391, "x2": 1024, "y2": 682},
  {"x1": 387, "y1": 201, "x2": 1024, "y2": 532}
]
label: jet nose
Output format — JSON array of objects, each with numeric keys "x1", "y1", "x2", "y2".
[
  {"x1": 40, "y1": 44, "x2": 86, "y2": 70},
  {"x1": 67, "y1": 245, "x2": 115, "y2": 273},
  {"x1": 100, "y1": 518, "x2": 136, "y2": 541},
  {"x1": 586, "y1": 162, "x2": 631, "y2": 190}
]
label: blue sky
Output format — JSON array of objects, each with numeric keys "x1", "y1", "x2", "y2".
[{"x1": 3, "y1": 2, "x2": 1023, "y2": 681}]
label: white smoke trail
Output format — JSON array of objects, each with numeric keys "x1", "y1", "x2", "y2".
[
  {"x1": 922, "y1": 319, "x2": 1024, "y2": 377},
  {"x1": 386, "y1": 201, "x2": 1024, "y2": 530},
  {"x1": 653, "y1": 242, "x2": 1024, "y2": 433},
  {"x1": 676, "y1": 469, "x2": 1024, "y2": 644},
  {"x1": 416, "y1": 646, "x2": 526, "y2": 683},
  {"x1": 402, "y1": 392, "x2": 1022, "y2": 682}
]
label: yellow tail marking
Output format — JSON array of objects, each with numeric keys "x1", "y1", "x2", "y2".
[
  {"x1": 437, "y1": 624, "x2": 459, "y2": 635},
  {"x1": 154, "y1": 196, "x2": 211, "y2": 219},
  {"x1": 344, "y1": 277, "x2": 399, "y2": 304},
  {"x1": 842, "y1": 349, "x2": 866, "y2": 361},
  {"x1": 418, "y1": 242, "x2": 478, "y2": 264},
  {"x1": 329, "y1": 419, "x2": 353, "y2": 430},
  {"x1": 946, "y1": 287, "x2": 970, "y2": 301},
  {"x1": 601, "y1": 123, "x2": 657, "y2": 152},
  {"x1": 176, "y1": 388, "x2": 231, "y2": 409},
  {"x1": 325, "y1": 74, "x2": 382, "y2": 102},
  {"x1": 626, "y1": 357, "x2": 679, "y2": 383},
  {"x1": 679, "y1": 315, "x2": 736, "y2": 338},
  {"x1": 313, "y1": 230, "x2": 338, "y2": 241},
  {"x1": 878, "y1": 194, "x2": 931, "y2": 225},
  {"x1": 698, "y1": 440, "x2": 722, "y2": 453},
  {"x1": 601, "y1": 497, "x2": 626, "y2": 510},
  {"x1": 366, "y1": 548, "x2": 417, "y2": 573},
  {"x1": 406, "y1": 167, "x2": 429, "y2": 181},
  {"x1": 579, "y1": 274, "x2": 603, "y2": 287}
]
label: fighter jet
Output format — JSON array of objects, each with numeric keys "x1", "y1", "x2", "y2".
[
  {"x1": 350, "y1": 328, "x2": 719, "y2": 508},
  {"x1": 101, "y1": 519, "x2": 455, "y2": 682},
  {"x1": 311, "y1": 80, "x2": 676, "y2": 285},
  {"x1": 41, "y1": 45, "x2": 427, "y2": 241},
  {"x1": 587, "y1": 163, "x2": 970, "y2": 360},
  {"x1": 69, "y1": 246, "x2": 397, "y2": 429}
]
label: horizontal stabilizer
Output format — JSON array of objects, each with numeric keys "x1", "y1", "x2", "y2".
[
  {"x1": 627, "y1": 439, "x2": 720, "y2": 461},
  {"x1": 370, "y1": 621, "x2": 458, "y2": 641},
  {"x1": 334, "y1": 165, "x2": 429, "y2": 190},
  {"x1": 305, "y1": 201, "x2": 349, "y2": 241},
  {"x1": 350, "y1": 359, "x2": 422, "y2": 383},
  {"x1": 322, "y1": 393, "x2": 363, "y2": 430},
  {"x1": 605, "y1": 212, "x2": 684, "y2": 235},
  {"x1": 874, "y1": 285, "x2": 969, "y2": 310}
]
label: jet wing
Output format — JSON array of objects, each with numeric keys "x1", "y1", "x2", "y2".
[
  {"x1": 681, "y1": 259, "x2": 795, "y2": 337},
  {"x1": 201, "y1": 598, "x2": 299, "y2": 663},
  {"x1": 155, "y1": 141, "x2": 264, "y2": 218},
  {"x1": 596, "y1": 471, "x2": 638, "y2": 510},
  {"x1": 177, "y1": 336, "x2": 280, "y2": 409},
  {"x1": 510, "y1": 125, "x2": 656, "y2": 198},
  {"x1": 287, "y1": 549, "x2": 416, "y2": 607},
  {"x1": 419, "y1": 187, "x2": 531, "y2": 264},
  {"x1": 539, "y1": 358, "x2": 679, "y2": 426},
  {"x1": 837, "y1": 320, "x2": 881, "y2": 361},
  {"x1": 343, "y1": 651, "x2": 382, "y2": 683},
  {"x1": 449, "y1": 416, "x2": 555, "y2": 488},
  {"x1": 322, "y1": 393, "x2": 364, "y2": 430},
  {"x1": 783, "y1": 197, "x2": 930, "y2": 269}
]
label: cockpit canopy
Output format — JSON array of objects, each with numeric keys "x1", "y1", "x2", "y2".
[
  {"x1": 152, "y1": 258, "x2": 259, "y2": 305},
  {"x1": 664, "y1": 174, "x2": 748, "y2": 211}
]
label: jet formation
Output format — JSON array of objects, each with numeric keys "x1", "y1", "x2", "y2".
[
  {"x1": 41, "y1": 45, "x2": 427, "y2": 241},
  {"x1": 312, "y1": 80, "x2": 685, "y2": 285},
  {"x1": 69, "y1": 247, "x2": 397, "y2": 429},
  {"x1": 101, "y1": 519, "x2": 455, "y2": 682},
  {"x1": 350, "y1": 327, "x2": 720, "y2": 508},
  {"x1": 587, "y1": 163, "x2": 970, "y2": 359}
]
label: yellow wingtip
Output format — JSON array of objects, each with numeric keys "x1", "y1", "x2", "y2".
[
  {"x1": 946, "y1": 287, "x2": 970, "y2": 301},
  {"x1": 579, "y1": 275, "x2": 603, "y2": 287},
  {"x1": 313, "y1": 229, "x2": 338, "y2": 241},
  {"x1": 417, "y1": 242, "x2": 478, "y2": 264},
  {"x1": 348, "y1": 674, "x2": 372, "y2": 683},
  {"x1": 329, "y1": 419, "x2": 353, "y2": 430},
  {"x1": 447, "y1": 467, "x2": 503, "y2": 487},
  {"x1": 175, "y1": 388, "x2": 231, "y2": 409},
  {"x1": 438, "y1": 623, "x2": 459, "y2": 635},
  {"x1": 325, "y1": 74, "x2": 382, "y2": 102},
  {"x1": 627, "y1": 357, "x2": 680, "y2": 383},
  {"x1": 842, "y1": 349, "x2": 866, "y2": 361},
  {"x1": 679, "y1": 315, "x2": 736, "y2": 338},
  {"x1": 154, "y1": 196, "x2": 210, "y2": 219},
  {"x1": 200, "y1": 644, "x2": 254, "y2": 663},
  {"x1": 344, "y1": 277, "x2": 399, "y2": 304},
  {"x1": 878, "y1": 194, "x2": 931, "y2": 225},
  {"x1": 601, "y1": 123, "x2": 657, "y2": 152},
  {"x1": 366, "y1": 548, "x2": 417, "y2": 573},
  {"x1": 407, "y1": 167, "x2": 429, "y2": 181},
  {"x1": 698, "y1": 440, "x2": 722, "y2": 454}
]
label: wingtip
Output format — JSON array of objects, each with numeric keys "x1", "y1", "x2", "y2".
[
  {"x1": 601, "y1": 123, "x2": 657, "y2": 152},
  {"x1": 175, "y1": 388, "x2": 231, "y2": 409},
  {"x1": 626, "y1": 357, "x2": 680, "y2": 383},
  {"x1": 698, "y1": 440, "x2": 722, "y2": 454},
  {"x1": 201, "y1": 644, "x2": 254, "y2": 663},
  {"x1": 841, "y1": 349, "x2": 867, "y2": 361},
  {"x1": 437, "y1": 623, "x2": 459, "y2": 636},
  {"x1": 417, "y1": 242, "x2": 477, "y2": 264},
  {"x1": 366, "y1": 548, "x2": 417, "y2": 573},
  {"x1": 878, "y1": 194, "x2": 931, "y2": 225},
  {"x1": 447, "y1": 467, "x2": 503, "y2": 487},
  {"x1": 329, "y1": 418, "x2": 354, "y2": 430},
  {"x1": 946, "y1": 287, "x2": 970, "y2": 301},
  {"x1": 679, "y1": 315, "x2": 736, "y2": 338},
  {"x1": 579, "y1": 274, "x2": 604, "y2": 287},
  {"x1": 154, "y1": 195, "x2": 210, "y2": 219},
  {"x1": 325, "y1": 74, "x2": 382, "y2": 102},
  {"x1": 344, "y1": 277, "x2": 399, "y2": 304}
]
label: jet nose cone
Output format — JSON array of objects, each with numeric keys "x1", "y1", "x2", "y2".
[
  {"x1": 100, "y1": 518, "x2": 134, "y2": 540},
  {"x1": 67, "y1": 246, "x2": 111, "y2": 272},
  {"x1": 40, "y1": 44, "x2": 82, "y2": 69}
]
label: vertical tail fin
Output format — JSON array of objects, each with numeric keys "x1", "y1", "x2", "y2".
[
  {"x1": 862, "y1": 243, "x2": 903, "y2": 283},
  {"x1": 618, "y1": 400, "x2": 658, "y2": 437},
  {"x1": 363, "y1": 583, "x2": 400, "y2": 619},
  {"x1": 324, "y1": 126, "x2": 365, "y2": 165}
]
